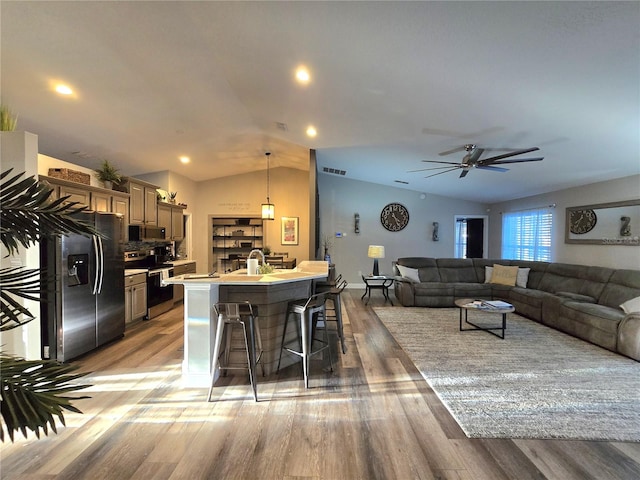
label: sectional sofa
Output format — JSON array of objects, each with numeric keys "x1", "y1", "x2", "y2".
[{"x1": 393, "y1": 257, "x2": 640, "y2": 361}]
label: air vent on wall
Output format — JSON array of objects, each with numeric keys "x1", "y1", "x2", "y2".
[
  {"x1": 322, "y1": 167, "x2": 346, "y2": 176},
  {"x1": 275, "y1": 122, "x2": 288, "y2": 131},
  {"x1": 394, "y1": 180, "x2": 409, "y2": 184}
]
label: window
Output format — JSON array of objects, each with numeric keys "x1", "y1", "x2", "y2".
[
  {"x1": 455, "y1": 219, "x2": 468, "y2": 258},
  {"x1": 502, "y1": 207, "x2": 553, "y2": 261}
]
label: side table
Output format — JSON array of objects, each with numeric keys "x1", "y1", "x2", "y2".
[{"x1": 361, "y1": 275, "x2": 395, "y2": 305}]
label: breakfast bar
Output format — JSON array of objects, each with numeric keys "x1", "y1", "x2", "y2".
[{"x1": 164, "y1": 261, "x2": 329, "y2": 387}]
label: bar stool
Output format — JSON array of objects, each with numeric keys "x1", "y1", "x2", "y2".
[
  {"x1": 208, "y1": 302, "x2": 264, "y2": 402},
  {"x1": 276, "y1": 291, "x2": 332, "y2": 388},
  {"x1": 320, "y1": 279, "x2": 348, "y2": 354}
]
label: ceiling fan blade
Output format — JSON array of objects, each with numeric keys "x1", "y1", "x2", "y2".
[
  {"x1": 438, "y1": 146, "x2": 467, "y2": 156},
  {"x1": 478, "y1": 147, "x2": 540, "y2": 165},
  {"x1": 459, "y1": 169, "x2": 470, "y2": 178},
  {"x1": 477, "y1": 165, "x2": 509, "y2": 173},
  {"x1": 420, "y1": 160, "x2": 463, "y2": 165},
  {"x1": 489, "y1": 157, "x2": 544, "y2": 165},
  {"x1": 407, "y1": 165, "x2": 462, "y2": 173},
  {"x1": 424, "y1": 167, "x2": 462, "y2": 179}
]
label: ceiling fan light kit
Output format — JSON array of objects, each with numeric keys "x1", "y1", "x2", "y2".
[{"x1": 411, "y1": 144, "x2": 544, "y2": 179}]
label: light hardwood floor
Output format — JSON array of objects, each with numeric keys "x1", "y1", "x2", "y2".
[{"x1": 2, "y1": 291, "x2": 640, "y2": 479}]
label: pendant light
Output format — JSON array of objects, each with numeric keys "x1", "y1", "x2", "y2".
[{"x1": 261, "y1": 151, "x2": 275, "y2": 220}]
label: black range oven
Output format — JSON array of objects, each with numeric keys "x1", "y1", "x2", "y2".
[{"x1": 124, "y1": 250, "x2": 174, "y2": 319}]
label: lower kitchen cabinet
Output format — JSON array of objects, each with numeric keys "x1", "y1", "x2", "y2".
[
  {"x1": 172, "y1": 262, "x2": 196, "y2": 303},
  {"x1": 125, "y1": 272, "x2": 147, "y2": 323}
]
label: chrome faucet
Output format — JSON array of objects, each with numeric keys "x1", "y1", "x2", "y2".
[{"x1": 248, "y1": 249, "x2": 265, "y2": 273}]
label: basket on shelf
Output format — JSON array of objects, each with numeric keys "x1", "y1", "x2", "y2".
[{"x1": 48, "y1": 168, "x2": 91, "y2": 185}]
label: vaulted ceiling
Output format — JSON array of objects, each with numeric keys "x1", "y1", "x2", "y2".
[{"x1": 2, "y1": 1, "x2": 638, "y2": 203}]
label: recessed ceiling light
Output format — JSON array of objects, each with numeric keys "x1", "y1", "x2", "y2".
[
  {"x1": 306, "y1": 126, "x2": 317, "y2": 138},
  {"x1": 295, "y1": 66, "x2": 310, "y2": 84},
  {"x1": 179, "y1": 156, "x2": 190, "y2": 164},
  {"x1": 55, "y1": 84, "x2": 73, "y2": 95}
]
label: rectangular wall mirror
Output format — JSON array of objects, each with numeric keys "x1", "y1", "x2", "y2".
[{"x1": 565, "y1": 199, "x2": 640, "y2": 245}]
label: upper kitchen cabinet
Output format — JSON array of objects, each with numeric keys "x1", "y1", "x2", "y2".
[
  {"x1": 40, "y1": 175, "x2": 131, "y2": 242},
  {"x1": 123, "y1": 178, "x2": 159, "y2": 225},
  {"x1": 157, "y1": 203, "x2": 186, "y2": 240}
]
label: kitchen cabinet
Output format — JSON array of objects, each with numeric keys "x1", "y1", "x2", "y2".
[
  {"x1": 210, "y1": 217, "x2": 263, "y2": 273},
  {"x1": 172, "y1": 261, "x2": 196, "y2": 303},
  {"x1": 125, "y1": 178, "x2": 159, "y2": 225},
  {"x1": 41, "y1": 176, "x2": 130, "y2": 241},
  {"x1": 158, "y1": 203, "x2": 186, "y2": 240},
  {"x1": 58, "y1": 184, "x2": 91, "y2": 207},
  {"x1": 125, "y1": 272, "x2": 147, "y2": 323}
]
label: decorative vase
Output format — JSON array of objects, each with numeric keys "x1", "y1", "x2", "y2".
[{"x1": 103, "y1": 180, "x2": 113, "y2": 190}]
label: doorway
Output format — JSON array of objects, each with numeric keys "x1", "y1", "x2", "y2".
[{"x1": 454, "y1": 215, "x2": 488, "y2": 259}]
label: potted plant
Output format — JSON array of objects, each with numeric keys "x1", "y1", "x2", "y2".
[
  {"x1": 1, "y1": 168, "x2": 97, "y2": 441},
  {"x1": 94, "y1": 160, "x2": 121, "y2": 189},
  {"x1": 169, "y1": 192, "x2": 177, "y2": 204},
  {"x1": 0, "y1": 105, "x2": 18, "y2": 131}
]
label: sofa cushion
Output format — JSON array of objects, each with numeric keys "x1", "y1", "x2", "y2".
[
  {"x1": 581, "y1": 266, "x2": 614, "y2": 299},
  {"x1": 555, "y1": 301, "x2": 625, "y2": 352},
  {"x1": 436, "y1": 258, "x2": 478, "y2": 283},
  {"x1": 452, "y1": 282, "x2": 492, "y2": 299},
  {"x1": 538, "y1": 263, "x2": 587, "y2": 294},
  {"x1": 599, "y1": 269, "x2": 640, "y2": 309},
  {"x1": 556, "y1": 291, "x2": 597, "y2": 303},
  {"x1": 490, "y1": 264, "x2": 519, "y2": 286}
]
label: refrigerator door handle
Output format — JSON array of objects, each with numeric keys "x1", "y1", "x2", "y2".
[
  {"x1": 92, "y1": 235, "x2": 100, "y2": 295},
  {"x1": 96, "y1": 236, "x2": 105, "y2": 294}
]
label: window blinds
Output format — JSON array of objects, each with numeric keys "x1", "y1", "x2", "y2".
[{"x1": 501, "y1": 208, "x2": 553, "y2": 261}]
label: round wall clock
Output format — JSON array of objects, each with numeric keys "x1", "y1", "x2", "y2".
[
  {"x1": 569, "y1": 209, "x2": 597, "y2": 234},
  {"x1": 380, "y1": 203, "x2": 409, "y2": 232}
]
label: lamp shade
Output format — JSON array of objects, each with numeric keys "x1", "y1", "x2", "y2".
[
  {"x1": 261, "y1": 203, "x2": 275, "y2": 220},
  {"x1": 367, "y1": 245, "x2": 385, "y2": 259}
]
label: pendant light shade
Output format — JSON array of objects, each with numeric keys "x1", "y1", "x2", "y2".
[{"x1": 261, "y1": 151, "x2": 275, "y2": 220}]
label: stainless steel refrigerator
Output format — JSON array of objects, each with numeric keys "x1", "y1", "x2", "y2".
[{"x1": 40, "y1": 212, "x2": 125, "y2": 361}]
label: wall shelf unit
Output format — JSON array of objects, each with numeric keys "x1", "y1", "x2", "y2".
[{"x1": 210, "y1": 217, "x2": 263, "y2": 272}]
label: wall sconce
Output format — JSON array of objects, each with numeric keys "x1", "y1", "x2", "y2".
[
  {"x1": 368, "y1": 245, "x2": 385, "y2": 276},
  {"x1": 354, "y1": 213, "x2": 360, "y2": 234},
  {"x1": 261, "y1": 152, "x2": 275, "y2": 220},
  {"x1": 432, "y1": 222, "x2": 439, "y2": 241}
]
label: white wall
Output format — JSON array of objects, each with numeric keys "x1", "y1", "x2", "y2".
[
  {"x1": 1, "y1": 132, "x2": 41, "y2": 359},
  {"x1": 318, "y1": 174, "x2": 489, "y2": 284},
  {"x1": 488, "y1": 175, "x2": 640, "y2": 269},
  {"x1": 194, "y1": 167, "x2": 311, "y2": 272}
]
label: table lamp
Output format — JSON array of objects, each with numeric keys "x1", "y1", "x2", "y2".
[{"x1": 368, "y1": 245, "x2": 385, "y2": 276}]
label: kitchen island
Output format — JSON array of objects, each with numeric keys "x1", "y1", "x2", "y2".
[{"x1": 164, "y1": 261, "x2": 329, "y2": 387}]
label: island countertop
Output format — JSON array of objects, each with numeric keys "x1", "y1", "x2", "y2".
[
  {"x1": 163, "y1": 260, "x2": 328, "y2": 285},
  {"x1": 168, "y1": 260, "x2": 330, "y2": 387}
]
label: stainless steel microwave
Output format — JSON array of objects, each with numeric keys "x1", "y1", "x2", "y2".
[{"x1": 128, "y1": 225, "x2": 166, "y2": 241}]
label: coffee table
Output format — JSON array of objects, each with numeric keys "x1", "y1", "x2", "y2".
[{"x1": 455, "y1": 298, "x2": 514, "y2": 339}]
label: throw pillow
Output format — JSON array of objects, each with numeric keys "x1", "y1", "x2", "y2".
[
  {"x1": 516, "y1": 267, "x2": 530, "y2": 288},
  {"x1": 397, "y1": 264, "x2": 420, "y2": 283},
  {"x1": 490, "y1": 264, "x2": 519, "y2": 286},
  {"x1": 620, "y1": 296, "x2": 640, "y2": 314},
  {"x1": 484, "y1": 266, "x2": 493, "y2": 283},
  {"x1": 485, "y1": 265, "x2": 529, "y2": 288}
]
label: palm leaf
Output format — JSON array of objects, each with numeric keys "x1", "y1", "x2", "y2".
[
  {"x1": 0, "y1": 169, "x2": 103, "y2": 329},
  {"x1": 0, "y1": 353, "x2": 91, "y2": 442},
  {"x1": 0, "y1": 169, "x2": 99, "y2": 256}
]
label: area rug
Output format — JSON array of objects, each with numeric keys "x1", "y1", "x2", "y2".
[{"x1": 373, "y1": 307, "x2": 640, "y2": 441}]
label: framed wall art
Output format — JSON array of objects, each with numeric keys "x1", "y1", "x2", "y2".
[{"x1": 281, "y1": 216, "x2": 299, "y2": 245}]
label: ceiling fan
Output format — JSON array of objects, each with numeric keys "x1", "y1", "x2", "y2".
[{"x1": 409, "y1": 144, "x2": 544, "y2": 179}]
